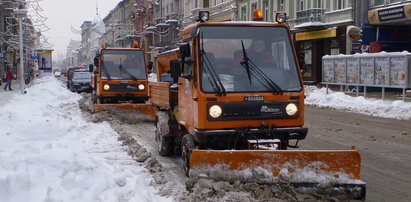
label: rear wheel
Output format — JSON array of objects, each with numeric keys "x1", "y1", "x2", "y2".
[
  {"x1": 182, "y1": 134, "x2": 195, "y2": 177},
  {"x1": 155, "y1": 112, "x2": 173, "y2": 156},
  {"x1": 89, "y1": 91, "x2": 96, "y2": 113}
]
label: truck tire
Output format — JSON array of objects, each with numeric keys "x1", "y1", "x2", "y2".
[
  {"x1": 155, "y1": 111, "x2": 173, "y2": 156},
  {"x1": 157, "y1": 133, "x2": 173, "y2": 156},
  {"x1": 182, "y1": 134, "x2": 195, "y2": 177}
]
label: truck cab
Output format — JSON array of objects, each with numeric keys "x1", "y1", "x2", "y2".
[{"x1": 91, "y1": 48, "x2": 150, "y2": 105}]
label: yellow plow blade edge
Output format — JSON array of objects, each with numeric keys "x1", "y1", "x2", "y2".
[
  {"x1": 93, "y1": 103, "x2": 156, "y2": 118},
  {"x1": 190, "y1": 149, "x2": 361, "y2": 180}
]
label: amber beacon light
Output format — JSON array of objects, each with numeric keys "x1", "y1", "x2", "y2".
[{"x1": 253, "y1": 9, "x2": 264, "y2": 21}]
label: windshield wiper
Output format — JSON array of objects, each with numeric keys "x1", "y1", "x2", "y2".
[
  {"x1": 119, "y1": 64, "x2": 138, "y2": 80},
  {"x1": 240, "y1": 40, "x2": 252, "y2": 84},
  {"x1": 248, "y1": 60, "x2": 283, "y2": 94},
  {"x1": 101, "y1": 62, "x2": 111, "y2": 80},
  {"x1": 239, "y1": 41, "x2": 282, "y2": 94},
  {"x1": 201, "y1": 50, "x2": 226, "y2": 95},
  {"x1": 200, "y1": 33, "x2": 226, "y2": 96}
]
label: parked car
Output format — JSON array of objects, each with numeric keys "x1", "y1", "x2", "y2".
[
  {"x1": 66, "y1": 66, "x2": 86, "y2": 88},
  {"x1": 54, "y1": 71, "x2": 61, "y2": 77},
  {"x1": 69, "y1": 71, "x2": 92, "y2": 93}
]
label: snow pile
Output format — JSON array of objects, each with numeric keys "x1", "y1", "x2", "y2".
[
  {"x1": 0, "y1": 77, "x2": 170, "y2": 202},
  {"x1": 305, "y1": 86, "x2": 411, "y2": 120}
]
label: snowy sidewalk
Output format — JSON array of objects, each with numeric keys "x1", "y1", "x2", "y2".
[
  {"x1": 0, "y1": 77, "x2": 171, "y2": 202},
  {"x1": 0, "y1": 80, "x2": 22, "y2": 107}
]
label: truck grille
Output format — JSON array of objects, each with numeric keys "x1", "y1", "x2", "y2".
[{"x1": 106, "y1": 84, "x2": 141, "y2": 91}]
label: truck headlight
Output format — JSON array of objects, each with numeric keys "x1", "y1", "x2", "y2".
[
  {"x1": 286, "y1": 103, "x2": 298, "y2": 116},
  {"x1": 209, "y1": 105, "x2": 222, "y2": 118},
  {"x1": 138, "y1": 84, "x2": 145, "y2": 90},
  {"x1": 103, "y1": 84, "x2": 110, "y2": 91}
]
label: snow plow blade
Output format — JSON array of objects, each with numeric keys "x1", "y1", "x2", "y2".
[
  {"x1": 93, "y1": 103, "x2": 156, "y2": 118},
  {"x1": 190, "y1": 149, "x2": 365, "y2": 200}
]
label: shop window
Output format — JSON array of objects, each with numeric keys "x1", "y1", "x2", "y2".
[
  {"x1": 299, "y1": 42, "x2": 313, "y2": 78},
  {"x1": 331, "y1": 39, "x2": 340, "y2": 55},
  {"x1": 389, "y1": 0, "x2": 401, "y2": 3}
]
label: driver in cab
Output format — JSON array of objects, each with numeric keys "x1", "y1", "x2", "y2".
[{"x1": 233, "y1": 39, "x2": 275, "y2": 67}]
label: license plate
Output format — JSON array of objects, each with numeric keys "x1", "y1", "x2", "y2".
[{"x1": 244, "y1": 96, "x2": 264, "y2": 102}]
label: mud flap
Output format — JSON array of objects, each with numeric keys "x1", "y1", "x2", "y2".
[{"x1": 93, "y1": 103, "x2": 157, "y2": 118}]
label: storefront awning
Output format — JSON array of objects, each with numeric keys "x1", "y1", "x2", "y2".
[
  {"x1": 368, "y1": 3, "x2": 411, "y2": 24},
  {"x1": 295, "y1": 28, "x2": 337, "y2": 41}
]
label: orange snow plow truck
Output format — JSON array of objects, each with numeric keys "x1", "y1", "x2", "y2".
[
  {"x1": 90, "y1": 46, "x2": 155, "y2": 117},
  {"x1": 150, "y1": 11, "x2": 365, "y2": 200}
]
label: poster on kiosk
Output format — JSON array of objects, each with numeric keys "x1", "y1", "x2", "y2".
[{"x1": 36, "y1": 49, "x2": 53, "y2": 77}]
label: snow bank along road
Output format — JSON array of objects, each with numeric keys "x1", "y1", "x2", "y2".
[{"x1": 0, "y1": 77, "x2": 171, "y2": 202}]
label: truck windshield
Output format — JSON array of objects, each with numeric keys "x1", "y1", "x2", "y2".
[
  {"x1": 100, "y1": 50, "x2": 146, "y2": 80},
  {"x1": 199, "y1": 26, "x2": 302, "y2": 93}
]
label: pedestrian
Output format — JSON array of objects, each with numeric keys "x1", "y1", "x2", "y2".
[{"x1": 4, "y1": 67, "x2": 15, "y2": 91}]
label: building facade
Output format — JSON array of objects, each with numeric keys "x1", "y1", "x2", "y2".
[
  {"x1": 66, "y1": 40, "x2": 81, "y2": 67},
  {"x1": 0, "y1": 0, "x2": 41, "y2": 79},
  {"x1": 363, "y1": 0, "x2": 411, "y2": 53},
  {"x1": 100, "y1": 0, "x2": 135, "y2": 49},
  {"x1": 79, "y1": 11, "x2": 105, "y2": 65},
  {"x1": 236, "y1": 0, "x2": 360, "y2": 84},
  {"x1": 79, "y1": 21, "x2": 92, "y2": 65}
]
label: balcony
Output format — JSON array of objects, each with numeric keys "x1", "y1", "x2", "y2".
[{"x1": 295, "y1": 8, "x2": 326, "y2": 25}]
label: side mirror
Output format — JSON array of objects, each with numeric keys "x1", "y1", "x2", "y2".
[
  {"x1": 179, "y1": 43, "x2": 191, "y2": 58},
  {"x1": 147, "y1": 61, "x2": 153, "y2": 73},
  {"x1": 88, "y1": 64, "x2": 94, "y2": 73},
  {"x1": 94, "y1": 56, "x2": 99, "y2": 66},
  {"x1": 169, "y1": 60, "x2": 181, "y2": 82}
]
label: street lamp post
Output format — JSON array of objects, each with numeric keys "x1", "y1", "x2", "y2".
[{"x1": 14, "y1": 8, "x2": 28, "y2": 95}]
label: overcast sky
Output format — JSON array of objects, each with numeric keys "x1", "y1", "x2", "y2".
[{"x1": 39, "y1": 0, "x2": 120, "y2": 59}]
